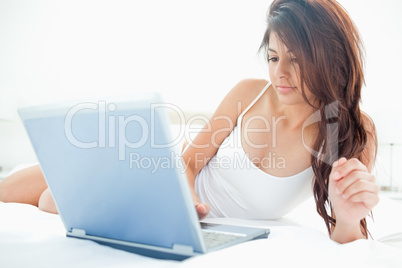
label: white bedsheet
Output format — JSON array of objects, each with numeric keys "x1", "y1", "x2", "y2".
[{"x1": 0, "y1": 195, "x2": 401, "y2": 268}]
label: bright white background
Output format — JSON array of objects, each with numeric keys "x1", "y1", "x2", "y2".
[{"x1": 0, "y1": 0, "x2": 401, "y2": 186}]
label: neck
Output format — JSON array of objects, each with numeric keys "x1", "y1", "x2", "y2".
[{"x1": 275, "y1": 101, "x2": 318, "y2": 130}]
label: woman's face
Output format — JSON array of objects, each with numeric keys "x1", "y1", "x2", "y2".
[{"x1": 268, "y1": 33, "x2": 315, "y2": 106}]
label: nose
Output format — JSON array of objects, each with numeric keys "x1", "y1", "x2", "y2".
[{"x1": 274, "y1": 59, "x2": 290, "y2": 79}]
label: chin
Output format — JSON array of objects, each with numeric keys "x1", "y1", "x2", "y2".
[
  {"x1": 277, "y1": 94, "x2": 306, "y2": 106},
  {"x1": 275, "y1": 86, "x2": 308, "y2": 104}
]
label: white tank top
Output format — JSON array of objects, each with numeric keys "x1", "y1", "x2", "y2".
[{"x1": 194, "y1": 81, "x2": 314, "y2": 220}]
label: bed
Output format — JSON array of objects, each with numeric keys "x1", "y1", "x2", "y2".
[{"x1": 1, "y1": 193, "x2": 401, "y2": 268}]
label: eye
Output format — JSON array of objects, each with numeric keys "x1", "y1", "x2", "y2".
[
  {"x1": 290, "y1": 57, "x2": 298, "y2": 64},
  {"x1": 268, "y1": 57, "x2": 278, "y2": 63}
]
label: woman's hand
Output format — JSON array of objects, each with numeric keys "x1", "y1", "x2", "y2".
[
  {"x1": 195, "y1": 201, "x2": 211, "y2": 220},
  {"x1": 329, "y1": 157, "x2": 379, "y2": 228}
]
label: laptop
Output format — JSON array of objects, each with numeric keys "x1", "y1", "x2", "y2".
[{"x1": 18, "y1": 92, "x2": 270, "y2": 260}]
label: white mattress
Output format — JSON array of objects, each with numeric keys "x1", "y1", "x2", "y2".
[{"x1": 0, "y1": 195, "x2": 401, "y2": 268}]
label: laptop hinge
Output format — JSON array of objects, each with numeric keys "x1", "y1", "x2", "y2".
[
  {"x1": 172, "y1": 244, "x2": 194, "y2": 255},
  {"x1": 70, "y1": 228, "x2": 86, "y2": 236}
]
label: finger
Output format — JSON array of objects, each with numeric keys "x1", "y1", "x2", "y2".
[
  {"x1": 332, "y1": 158, "x2": 368, "y2": 181},
  {"x1": 347, "y1": 191, "x2": 379, "y2": 210},
  {"x1": 336, "y1": 171, "x2": 375, "y2": 194},
  {"x1": 196, "y1": 203, "x2": 207, "y2": 214},
  {"x1": 196, "y1": 203, "x2": 205, "y2": 213},
  {"x1": 329, "y1": 157, "x2": 346, "y2": 183},
  {"x1": 196, "y1": 203, "x2": 210, "y2": 219},
  {"x1": 333, "y1": 157, "x2": 347, "y2": 168},
  {"x1": 342, "y1": 180, "x2": 380, "y2": 200}
]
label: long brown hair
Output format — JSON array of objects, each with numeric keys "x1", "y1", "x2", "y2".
[{"x1": 259, "y1": 0, "x2": 377, "y2": 236}]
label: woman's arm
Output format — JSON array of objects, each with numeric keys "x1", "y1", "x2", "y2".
[
  {"x1": 328, "y1": 115, "x2": 379, "y2": 243},
  {"x1": 181, "y1": 78, "x2": 268, "y2": 219},
  {"x1": 329, "y1": 157, "x2": 378, "y2": 243}
]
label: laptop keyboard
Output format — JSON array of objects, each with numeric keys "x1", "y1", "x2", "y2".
[{"x1": 201, "y1": 230, "x2": 245, "y2": 249}]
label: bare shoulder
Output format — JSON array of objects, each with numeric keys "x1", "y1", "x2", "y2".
[
  {"x1": 360, "y1": 111, "x2": 377, "y2": 171},
  {"x1": 181, "y1": 78, "x2": 269, "y2": 176},
  {"x1": 361, "y1": 111, "x2": 376, "y2": 133},
  {"x1": 231, "y1": 78, "x2": 268, "y2": 98},
  {"x1": 221, "y1": 78, "x2": 269, "y2": 117}
]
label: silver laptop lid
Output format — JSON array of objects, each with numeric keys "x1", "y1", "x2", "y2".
[{"x1": 19, "y1": 92, "x2": 206, "y2": 253}]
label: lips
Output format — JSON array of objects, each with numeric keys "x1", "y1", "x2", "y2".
[{"x1": 277, "y1": 85, "x2": 296, "y2": 94}]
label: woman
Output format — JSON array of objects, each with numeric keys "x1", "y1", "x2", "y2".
[
  {"x1": 183, "y1": 0, "x2": 378, "y2": 244},
  {"x1": 0, "y1": 0, "x2": 378, "y2": 244}
]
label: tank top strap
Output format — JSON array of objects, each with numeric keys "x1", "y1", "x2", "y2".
[{"x1": 239, "y1": 81, "x2": 271, "y2": 118}]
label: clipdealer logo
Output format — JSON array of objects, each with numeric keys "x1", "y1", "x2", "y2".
[
  {"x1": 301, "y1": 101, "x2": 339, "y2": 165},
  {"x1": 63, "y1": 100, "x2": 340, "y2": 170},
  {"x1": 64, "y1": 101, "x2": 187, "y2": 161}
]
